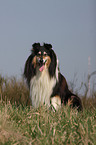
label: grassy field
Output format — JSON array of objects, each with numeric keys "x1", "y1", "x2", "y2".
[{"x1": 0, "y1": 75, "x2": 96, "y2": 145}]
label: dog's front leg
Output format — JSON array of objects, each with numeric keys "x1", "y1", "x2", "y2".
[{"x1": 51, "y1": 96, "x2": 61, "y2": 111}]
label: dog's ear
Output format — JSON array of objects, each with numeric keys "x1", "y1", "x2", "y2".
[
  {"x1": 44, "y1": 43, "x2": 52, "y2": 50},
  {"x1": 32, "y1": 43, "x2": 40, "y2": 53},
  {"x1": 32, "y1": 43, "x2": 40, "y2": 49}
]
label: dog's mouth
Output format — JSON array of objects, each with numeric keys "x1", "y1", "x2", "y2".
[
  {"x1": 39, "y1": 65, "x2": 44, "y2": 72},
  {"x1": 38, "y1": 59, "x2": 47, "y2": 72}
]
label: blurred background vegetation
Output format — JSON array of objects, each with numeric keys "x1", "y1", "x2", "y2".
[{"x1": 0, "y1": 74, "x2": 96, "y2": 109}]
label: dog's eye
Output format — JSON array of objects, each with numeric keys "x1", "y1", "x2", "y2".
[
  {"x1": 37, "y1": 51, "x2": 41, "y2": 56},
  {"x1": 44, "y1": 52, "x2": 47, "y2": 56}
]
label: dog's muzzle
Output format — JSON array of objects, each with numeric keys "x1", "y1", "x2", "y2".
[
  {"x1": 39, "y1": 58, "x2": 43, "y2": 64},
  {"x1": 38, "y1": 57, "x2": 47, "y2": 65},
  {"x1": 37, "y1": 57, "x2": 47, "y2": 72}
]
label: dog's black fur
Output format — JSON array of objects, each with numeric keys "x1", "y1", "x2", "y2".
[{"x1": 24, "y1": 43, "x2": 82, "y2": 111}]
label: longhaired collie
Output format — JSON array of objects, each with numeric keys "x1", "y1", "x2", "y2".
[{"x1": 24, "y1": 43, "x2": 82, "y2": 111}]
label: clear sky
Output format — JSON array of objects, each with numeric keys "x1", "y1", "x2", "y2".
[{"x1": 0, "y1": 0, "x2": 96, "y2": 91}]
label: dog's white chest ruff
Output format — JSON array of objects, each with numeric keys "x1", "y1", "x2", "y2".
[{"x1": 30, "y1": 69, "x2": 56, "y2": 108}]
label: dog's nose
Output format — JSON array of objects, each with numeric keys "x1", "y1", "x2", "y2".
[{"x1": 39, "y1": 58, "x2": 43, "y2": 63}]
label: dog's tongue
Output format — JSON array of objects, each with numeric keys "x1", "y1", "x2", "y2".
[{"x1": 39, "y1": 65, "x2": 44, "y2": 72}]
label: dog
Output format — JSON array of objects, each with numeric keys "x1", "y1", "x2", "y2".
[{"x1": 24, "y1": 43, "x2": 82, "y2": 111}]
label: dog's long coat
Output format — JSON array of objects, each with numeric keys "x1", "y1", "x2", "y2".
[{"x1": 24, "y1": 43, "x2": 82, "y2": 111}]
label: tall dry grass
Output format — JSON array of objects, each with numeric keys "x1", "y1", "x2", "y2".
[
  {"x1": 0, "y1": 74, "x2": 96, "y2": 109},
  {"x1": 0, "y1": 75, "x2": 31, "y2": 107},
  {"x1": 0, "y1": 74, "x2": 96, "y2": 144}
]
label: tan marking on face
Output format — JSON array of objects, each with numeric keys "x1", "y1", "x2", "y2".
[
  {"x1": 38, "y1": 51, "x2": 41, "y2": 55},
  {"x1": 44, "y1": 51, "x2": 47, "y2": 55},
  {"x1": 43, "y1": 56, "x2": 51, "y2": 68},
  {"x1": 32, "y1": 56, "x2": 37, "y2": 68}
]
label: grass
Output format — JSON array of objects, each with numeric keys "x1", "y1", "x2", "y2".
[{"x1": 0, "y1": 75, "x2": 96, "y2": 145}]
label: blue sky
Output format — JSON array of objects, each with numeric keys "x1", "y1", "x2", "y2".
[{"x1": 0, "y1": 0, "x2": 96, "y2": 91}]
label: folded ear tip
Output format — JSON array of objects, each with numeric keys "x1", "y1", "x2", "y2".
[
  {"x1": 44, "y1": 43, "x2": 52, "y2": 49},
  {"x1": 32, "y1": 43, "x2": 40, "y2": 48},
  {"x1": 31, "y1": 42, "x2": 53, "y2": 52}
]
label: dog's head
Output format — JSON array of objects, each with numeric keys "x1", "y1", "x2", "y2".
[
  {"x1": 24, "y1": 43, "x2": 58, "y2": 85},
  {"x1": 32, "y1": 43, "x2": 53, "y2": 72}
]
